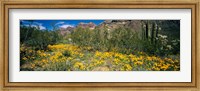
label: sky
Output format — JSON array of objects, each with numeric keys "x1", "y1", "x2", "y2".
[{"x1": 20, "y1": 20, "x2": 105, "y2": 30}]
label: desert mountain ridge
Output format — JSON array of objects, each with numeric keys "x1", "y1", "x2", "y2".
[
  {"x1": 59, "y1": 20, "x2": 143, "y2": 36},
  {"x1": 58, "y1": 20, "x2": 180, "y2": 40}
]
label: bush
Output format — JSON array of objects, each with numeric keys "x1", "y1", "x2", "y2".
[
  {"x1": 70, "y1": 27, "x2": 179, "y2": 56},
  {"x1": 70, "y1": 27, "x2": 142, "y2": 54},
  {"x1": 20, "y1": 26, "x2": 63, "y2": 50}
]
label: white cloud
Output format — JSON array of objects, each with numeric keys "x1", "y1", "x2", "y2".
[
  {"x1": 23, "y1": 24, "x2": 29, "y2": 27},
  {"x1": 59, "y1": 24, "x2": 74, "y2": 28},
  {"x1": 55, "y1": 22, "x2": 65, "y2": 25},
  {"x1": 21, "y1": 21, "x2": 41, "y2": 25},
  {"x1": 33, "y1": 22, "x2": 42, "y2": 26},
  {"x1": 23, "y1": 24, "x2": 46, "y2": 30},
  {"x1": 33, "y1": 22, "x2": 46, "y2": 30},
  {"x1": 39, "y1": 25, "x2": 46, "y2": 30},
  {"x1": 21, "y1": 20, "x2": 29, "y2": 23},
  {"x1": 31, "y1": 25, "x2": 37, "y2": 27}
]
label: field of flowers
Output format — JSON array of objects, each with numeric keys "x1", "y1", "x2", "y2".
[
  {"x1": 20, "y1": 44, "x2": 180, "y2": 71},
  {"x1": 20, "y1": 20, "x2": 180, "y2": 71}
]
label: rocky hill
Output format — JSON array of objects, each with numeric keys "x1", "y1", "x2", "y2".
[
  {"x1": 59, "y1": 26, "x2": 74, "y2": 36},
  {"x1": 59, "y1": 20, "x2": 182, "y2": 37},
  {"x1": 59, "y1": 22, "x2": 96, "y2": 35},
  {"x1": 98, "y1": 20, "x2": 142, "y2": 32},
  {"x1": 59, "y1": 20, "x2": 144, "y2": 36},
  {"x1": 77, "y1": 22, "x2": 96, "y2": 29}
]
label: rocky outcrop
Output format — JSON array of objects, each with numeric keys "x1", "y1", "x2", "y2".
[
  {"x1": 77, "y1": 22, "x2": 96, "y2": 30},
  {"x1": 59, "y1": 20, "x2": 143, "y2": 36},
  {"x1": 99, "y1": 20, "x2": 142, "y2": 32},
  {"x1": 59, "y1": 26, "x2": 74, "y2": 36}
]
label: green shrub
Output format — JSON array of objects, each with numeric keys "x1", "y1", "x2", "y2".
[
  {"x1": 20, "y1": 26, "x2": 63, "y2": 50},
  {"x1": 70, "y1": 26, "x2": 179, "y2": 56}
]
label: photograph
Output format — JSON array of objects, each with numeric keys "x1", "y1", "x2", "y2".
[{"x1": 20, "y1": 20, "x2": 180, "y2": 71}]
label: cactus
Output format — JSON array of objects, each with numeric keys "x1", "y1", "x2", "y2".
[
  {"x1": 145, "y1": 21, "x2": 149, "y2": 39},
  {"x1": 141, "y1": 23, "x2": 146, "y2": 40},
  {"x1": 155, "y1": 23, "x2": 159, "y2": 45},
  {"x1": 156, "y1": 24, "x2": 159, "y2": 38},
  {"x1": 143, "y1": 25, "x2": 146, "y2": 40},
  {"x1": 141, "y1": 21, "x2": 161, "y2": 45},
  {"x1": 151, "y1": 23, "x2": 155, "y2": 44}
]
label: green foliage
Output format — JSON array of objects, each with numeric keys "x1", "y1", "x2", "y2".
[
  {"x1": 71, "y1": 27, "x2": 140, "y2": 53},
  {"x1": 70, "y1": 26, "x2": 180, "y2": 56},
  {"x1": 20, "y1": 26, "x2": 63, "y2": 50},
  {"x1": 71, "y1": 27, "x2": 94, "y2": 47}
]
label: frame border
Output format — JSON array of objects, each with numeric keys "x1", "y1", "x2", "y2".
[{"x1": 0, "y1": 0, "x2": 199, "y2": 90}]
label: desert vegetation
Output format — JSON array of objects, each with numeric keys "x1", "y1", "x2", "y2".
[{"x1": 20, "y1": 20, "x2": 180, "y2": 71}]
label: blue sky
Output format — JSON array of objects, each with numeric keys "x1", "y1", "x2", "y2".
[{"x1": 20, "y1": 20, "x2": 105, "y2": 30}]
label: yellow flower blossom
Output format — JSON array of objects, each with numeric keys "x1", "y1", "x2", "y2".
[
  {"x1": 124, "y1": 64, "x2": 132, "y2": 71},
  {"x1": 74, "y1": 62, "x2": 85, "y2": 70}
]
